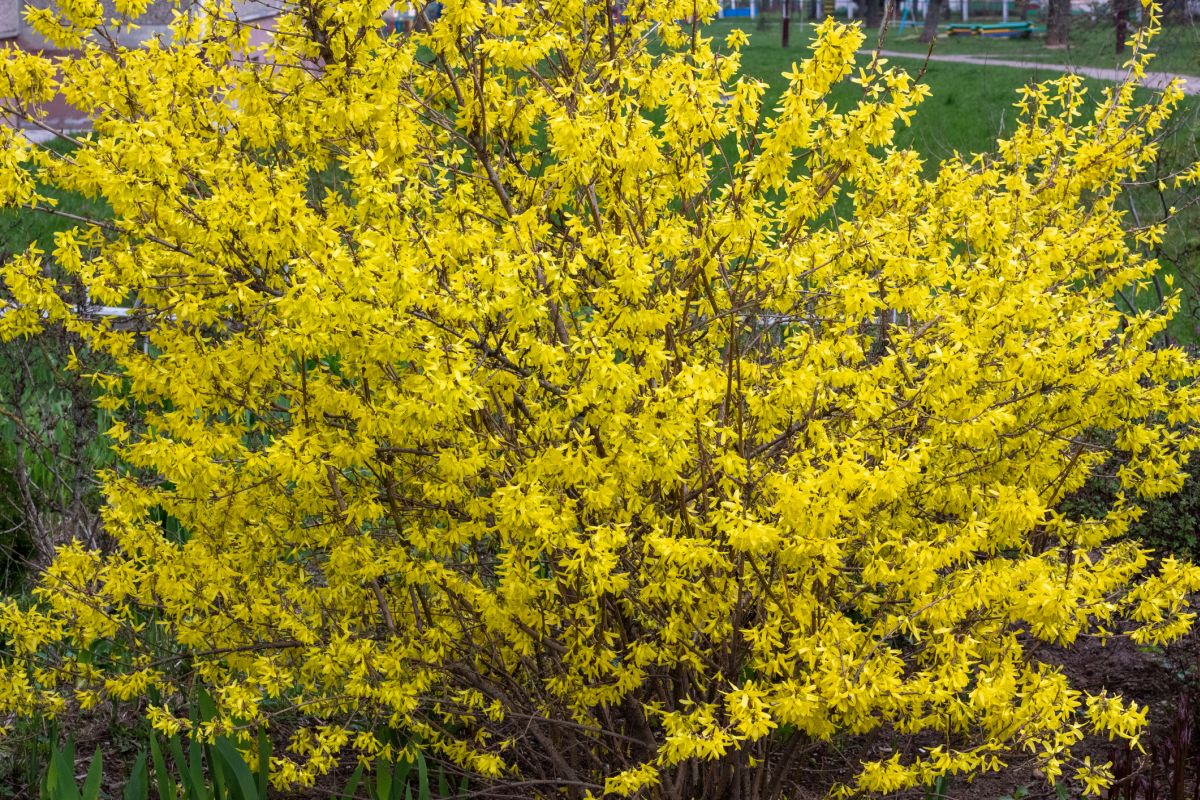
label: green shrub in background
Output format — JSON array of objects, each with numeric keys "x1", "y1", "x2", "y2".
[
  {"x1": 0, "y1": 327, "x2": 111, "y2": 587},
  {"x1": 0, "y1": 465, "x2": 35, "y2": 593},
  {"x1": 1061, "y1": 449, "x2": 1200, "y2": 561}
]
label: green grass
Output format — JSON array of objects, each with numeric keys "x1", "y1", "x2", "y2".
[
  {"x1": 0, "y1": 187, "x2": 109, "y2": 257},
  {"x1": 730, "y1": 11, "x2": 1200, "y2": 75},
  {"x1": 0, "y1": 137, "x2": 110, "y2": 257},
  {"x1": 873, "y1": 16, "x2": 1200, "y2": 75},
  {"x1": 715, "y1": 17, "x2": 1200, "y2": 164},
  {"x1": 711, "y1": 16, "x2": 1200, "y2": 341}
]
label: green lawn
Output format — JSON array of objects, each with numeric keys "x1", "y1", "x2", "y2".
[
  {"x1": 712, "y1": 16, "x2": 1200, "y2": 341},
  {"x1": 714, "y1": 16, "x2": 1200, "y2": 164},
  {"x1": 0, "y1": 137, "x2": 110, "y2": 257},
  {"x1": 874, "y1": 16, "x2": 1200, "y2": 75},
  {"x1": 728, "y1": 12, "x2": 1200, "y2": 75}
]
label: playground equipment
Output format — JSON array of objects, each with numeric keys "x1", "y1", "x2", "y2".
[
  {"x1": 383, "y1": 1, "x2": 441, "y2": 34},
  {"x1": 719, "y1": 0, "x2": 758, "y2": 17},
  {"x1": 947, "y1": 19, "x2": 1034, "y2": 35},
  {"x1": 755, "y1": 0, "x2": 1038, "y2": 32}
]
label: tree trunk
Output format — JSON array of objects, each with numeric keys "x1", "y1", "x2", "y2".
[
  {"x1": 1114, "y1": 0, "x2": 1130, "y2": 52},
  {"x1": 1045, "y1": 0, "x2": 1069, "y2": 46},
  {"x1": 921, "y1": 0, "x2": 942, "y2": 42},
  {"x1": 863, "y1": 0, "x2": 884, "y2": 28}
]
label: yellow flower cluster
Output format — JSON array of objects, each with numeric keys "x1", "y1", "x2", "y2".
[{"x1": 0, "y1": 0, "x2": 1198, "y2": 795}]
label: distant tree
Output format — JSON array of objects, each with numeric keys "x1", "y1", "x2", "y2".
[
  {"x1": 1047, "y1": 0, "x2": 1070, "y2": 44},
  {"x1": 921, "y1": 0, "x2": 943, "y2": 42},
  {"x1": 863, "y1": 0, "x2": 885, "y2": 26},
  {"x1": 1114, "y1": 0, "x2": 1133, "y2": 52}
]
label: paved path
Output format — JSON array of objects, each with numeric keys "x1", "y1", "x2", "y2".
[{"x1": 868, "y1": 49, "x2": 1200, "y2": 95}]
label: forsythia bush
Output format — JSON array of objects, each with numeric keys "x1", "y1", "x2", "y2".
[{"x1": 2, "y1": 0, "x2": 1200, "y2": 795}]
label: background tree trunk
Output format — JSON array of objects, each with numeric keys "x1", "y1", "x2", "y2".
[
  {"x1": 1114, "y1": 0, "x2": 1131, "y2": 52},
  {"x1": 863, "y1": 0, "x2": 884, "y2": 28},
  {"x1": 1046, "y1": 0, "x2": 1069, "y2": 45},
  {"x1": 921, "y1": 0, "x2": 943, "y2": 42}
]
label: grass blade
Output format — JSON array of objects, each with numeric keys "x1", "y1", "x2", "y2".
[
  {"x1": 123, "y1": 752, "x2": 149, "y2": 800},
  {"x1": 185, "y1": 739, "x2": 206, "y2": 800},
  {"x1": 375, "y1": 761, "x2": 392, "y2": 800},
  {"x1": 436, "y1": 765, "x2": 449, "y2": 800},
  {"x1": 47, "y1": 742, "x2": 81, "y2": 800},
  {"x1": 214, "y1": 738, "x2": 260, "y2": 800},
  {"x1": 197, "y1": 690, "x2": 218, "y2": 724},
  {"x1": 392, "y1": 755, "x2": 413, "y2": 800},
  {"x1": 415, "y1": 751, "x2": 429, "y2": 800},
  {"x1": 255, "y1": 729, "x2": 270, "y2": 799},
  {"x1": 149, "y1": 735, "x2": 176, "y2": 800},
  {"x1": 340, "y1": 764, "x2": 363, "y2": 800},
  {"x1": 166, "y1": 736, "x2": 188, "y2": 792},
  {"x1": 206, "y1": 742, "x2": 227, "y2": 800},
  {"x1": 80, "y1": 749, "x2": 102, "y2": 800}
]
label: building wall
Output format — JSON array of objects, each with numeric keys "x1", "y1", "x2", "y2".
[
  {"x1": 1, "y1": 0, "x2": 279, "y2": 48},
  {"x1": 0, "y1": 0, "x2": 20, "y2": 39},
  {"x1": 0, "y1": 0, "x2": 283, "y2": 133}
]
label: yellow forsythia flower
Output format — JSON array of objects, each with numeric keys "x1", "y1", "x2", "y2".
[{"x1": 0, "y1": 0, "x2": 1196, "y2": 796}]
